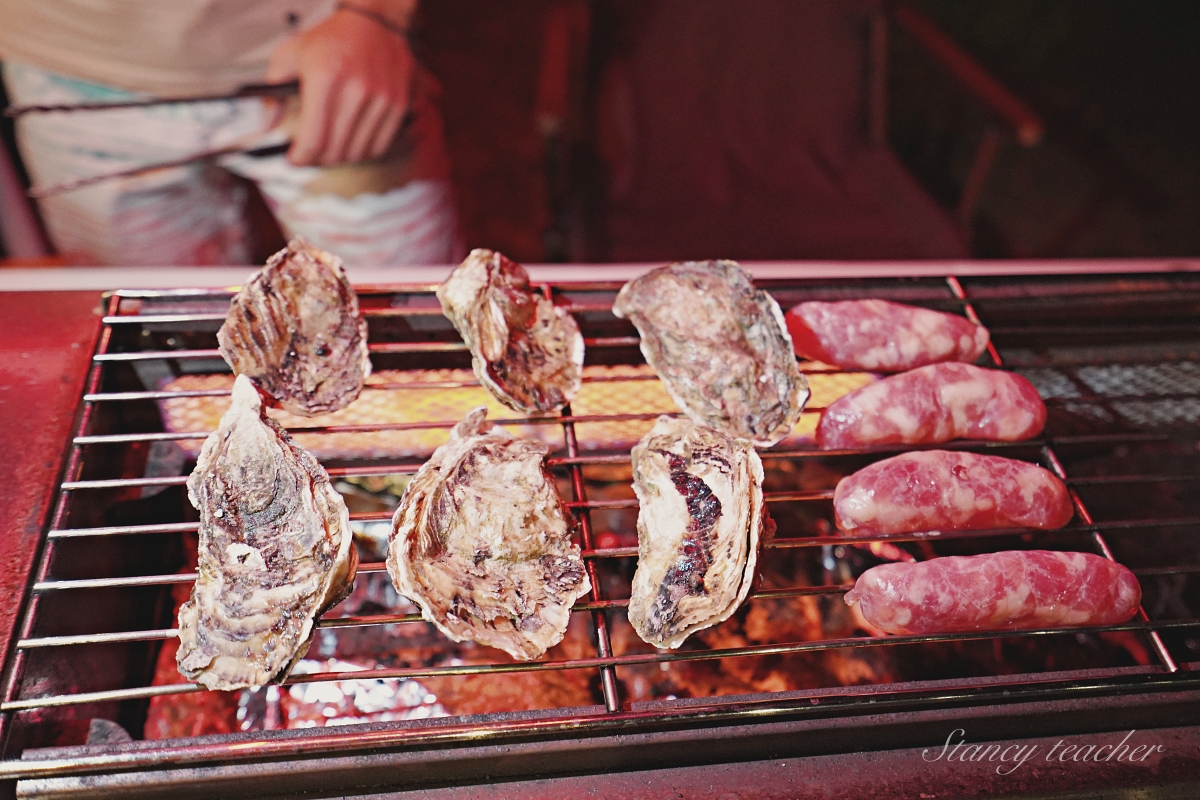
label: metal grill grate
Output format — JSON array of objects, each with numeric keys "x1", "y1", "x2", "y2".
[{"x1": 5, "y1": 272, "x2": 1200, "y2": 787}]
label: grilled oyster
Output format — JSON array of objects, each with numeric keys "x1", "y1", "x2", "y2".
[
  {"x1": 613, "y1": 260, "x2": 808, "y2": 447},
  {"x1": 386, "y1": 407, "x2": 590, "y2": 660},
  {"x1": 177, "y1": 375, "x2": 358, "y2": 690},
  {"x1": 628, "y1": 416, "x2": 764, "y2": 649},
  {"x1": 218, "y1": 237, "x2": 370, "y2": 416},
  {"x1": 437, "y1": 249, "x2": 584, "y2": 414}
]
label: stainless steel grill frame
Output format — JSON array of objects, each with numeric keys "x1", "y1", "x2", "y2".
[{"x1": 4, "y1": 270, "x2": 1200, "y2": 797}]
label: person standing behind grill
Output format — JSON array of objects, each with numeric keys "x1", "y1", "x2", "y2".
[{"x1": 0, "y1": 0, "x2": 461, "y2": 267}]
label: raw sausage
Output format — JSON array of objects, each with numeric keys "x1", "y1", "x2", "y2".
[
  {"x1": 834, "y1": 450, "x2": 1073, "y2": 535},
  {"x1": 817, "y1": 363, "x2": 1045, "y2": 449},
  {"x1": 843, "y1": 550, "x2": 1142, "y2": 635},
  {"x1": 786, "y1": 299, "x2": 989, "y2": 372}
]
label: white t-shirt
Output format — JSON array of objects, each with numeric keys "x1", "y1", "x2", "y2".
[{"x1": 0, "y1": 0, "x2": 336, "y2": 94}]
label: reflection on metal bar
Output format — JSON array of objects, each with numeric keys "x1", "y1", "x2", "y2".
[
  {"x1": 39, "y1": 511, "x2": 1200, "y2": 554},
  {"x1": 34, "y1": 561, "x2": 390, "y2": 592},
  {"x1": 947, "y1": 275, "x2": 1003, "y2": 368},
  {"x1": 103, "y1": 313, "x2": 229, "y2": 325},
  {"x1": 48, "y1": 522, "x2": 201, "y2": 539},
  {"x1": 47, "y1": 510, "x2": 398, "y2": 539},
  {"x1": 989, "y1": 324, "x2": 1200, "y2": 337},
  {"x1": 316, "y1": 612, "x2": 424, "y2": 629},
  {"x1": 80, "y1": 373, "x2": 667, "y2": 403},
  {"x1": 33, "y1": 574, "x2": 196, "y2": 592},
  {"x1": 61, "y1": 464, "x2": 426, "y2": 491},
  {"x1": 100, "y1": 305, "x2": 636, "y2": 325},
  {"x1": 72, "y1": 411, "x2": 688, "y2": 447},
  {"x1": 68, "y1": 421, "x2": 1197, "y2": 454},
  {"x1": 1134, "y1": 565, "x2": 1200, "y2": 577},
  {"x1": 57, "y1": 462, "x2": 1199, "y2": 494},
  {"x1": 769, "y1": 517, "x2": 1200, "y2": 549},
  {"x1": 4, "y1": 682, "x2": 201, "y2": 712},
  {"x1": 61, "y1": 475, "x2": 190, "y2": 490},
  {"x1": 1068, "y1": 474, "x2": 1200, "y2": 486},
  {"x1": 75, "y1": 431, "x2": 209, "y2": 444},
  {"x1": 91, "y1": 336, "x2": 643, "y2": 363},
  {"x1": 18, "y1": 629, "x2": 178, "y2": 649},
  {"x1": 85, "y1": 388, "x2": 232, "y2": 402},
  {"x1": 93, "y1": 348, "x2": 223, "y2": 362},
  {"x1": 1043, "y1": 392, "x2": 1200, "y2": 406}
]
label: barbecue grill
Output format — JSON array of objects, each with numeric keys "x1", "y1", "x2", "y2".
[{"x1": 3, "y1": 265, "x2": 1200, "y2": 798}]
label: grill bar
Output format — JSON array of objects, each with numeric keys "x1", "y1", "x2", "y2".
[
  {"x1": 49, "y1": 514, "x2": 1198, "y2": 543},
  {"x1": 70, "y1": 410, "x2": 693, "y2": 445},
  {"x1": 31, "y1": 516, "x2": 1200, "y2": 590},
  {"x1": 955, "y1": 278, "x2": 1180, "y2": 671},
  {"x1": 7, "y1": 271, "x2": 1200, "y2": 788},
  {"x1": 67, "y1": 428, "x2": 1200, "y2": 457},
  {"x1": 560, "y1": 401, "x2": 622, "y2": 713},
  {"x1": 16, "y1": 585, "x2": 863, "y2": 651},
  {"x1": 1045, "y1": 445, "x2": 1181, "y2": 672},
  {"x1": 55, "y1": 467, "x2": 1197, "y2": 493},
  {"x1": 1, "y1": 293, "x2": 120, "y2": 720},
  {"x1": 81, "y1": 385, "x2": 1200, "y2": 407},
  {"x1": 956, "y1": 277, "x2": 1182, "y2": 674},
  {"x1": 25, "y1": 555, "x2": 1200, "y2": 650},
  {"x1": 99, "y1": 301, "x2": 646, "y2": 326},
  {"x1": 1058, "y1": 392, "x2": 1181, "y2": 676},
  {"x1": 1132, "y1": 565, "x2": 1200, "y2": 577},
  {"x1": 8, "y1": 619, "x2": 1200, "y2": 715},
  {"x1": 9, "y1": 665, "x2": 1198, "y2": 785},
  {"x1": 989, "y1": 324, "x2": 1200, "y2": 336},
  {"x1": 97, "y1": 285, "x2": 1200, "y2": 315},
  {"x1": 54, "y1": 577, "x2": 1108, "y2": 649},
  {"x1": 80, "y1": 373, "x2": 666, "y2": 403},
  {"x1": 90, "y1": 335, "x2": 645, "y2": 363}
]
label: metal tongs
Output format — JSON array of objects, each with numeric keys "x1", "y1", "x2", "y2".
[{"x1": 5, "y1": 80, "x2": 300, "y2": 197}]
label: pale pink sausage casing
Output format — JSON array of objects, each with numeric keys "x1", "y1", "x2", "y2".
[
  {"x1": 834, "y1": 450, "x2": 1073, "y2": 535},
  {"x1": 817, "y1": 363, "x2": 1046, "y2": 449},
  {"x1": 843, "y1": 550, "x2": 1142, "y2": 635},
  {"x1": 786, "y1": 299, "x2": 990, "y2": 372}
]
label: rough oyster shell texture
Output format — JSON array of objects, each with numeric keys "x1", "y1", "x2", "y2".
[
  {"x1": 628, "y1": 415, "x2": 764, "y2": 649},
  {"x1": 437, "y1": 248, "x2": 584, "y2": 414},
  {"x1": 218, "y1": 237, "x2": 371, "y2": 416},
  {"x1": 177, "y1": 375, "x2": 358, "y2": 690},
  {"x1": 386, "y1": 407, "x2": 591, "y2": 660},
  {"x1": 613, "y1": 260, "x2": 809, "y2": 447}
]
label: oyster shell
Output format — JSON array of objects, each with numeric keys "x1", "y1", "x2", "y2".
[
  {"x1": 437, "y1": 249, "x2": 584, "y2": 414},
  {"x1": 177, "y1": 375, "x2": 358, "y2": 690},
  {"x1": 386, "y1": 407, "x2": 591, "y2": 660},
  {"x1": 628, "y1": 415, "x2": 764, "y2": 649},
  {"x1": 218, "y1": 237, "x2": 370, "y2": 416},
  {"x1": 613, "y1": 260, "x2": 808, "y2": 447}
]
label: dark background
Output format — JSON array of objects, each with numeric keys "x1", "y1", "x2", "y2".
[
  {"x1": 888, "y1": 1, "x2": 1200, "y2": 259},
  {"x1": 418, "y1": 0, "x2": 1200, "y2": 262}
]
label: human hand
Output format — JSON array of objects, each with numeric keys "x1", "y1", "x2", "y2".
[{"x1": 267, "y1": 4, "x2": 417, "y2": 166}]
